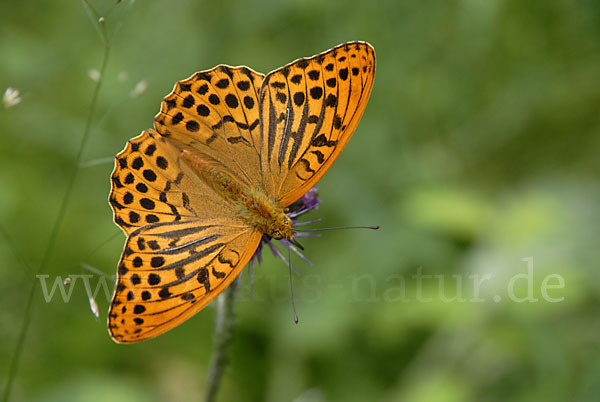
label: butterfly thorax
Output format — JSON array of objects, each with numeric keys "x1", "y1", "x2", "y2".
[{"x1": 181, "y1": 149, "x2": 295, "y2": 241}]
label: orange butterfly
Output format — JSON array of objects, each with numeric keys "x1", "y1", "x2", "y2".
[{"x1": 107, "y1": 41, "x2": 376, "y2": 343}]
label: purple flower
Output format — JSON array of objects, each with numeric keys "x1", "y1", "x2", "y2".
[{"x1": 287, "y1": 187, "x2": 320, "y2": 218}]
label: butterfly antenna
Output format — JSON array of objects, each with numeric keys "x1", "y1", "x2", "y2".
[
  {"x1": 296, "y1": 225, "x2": 380, "y2": 232},
  {"x1": 288, "y1": 245, "x2": 299, "y2": 324}
]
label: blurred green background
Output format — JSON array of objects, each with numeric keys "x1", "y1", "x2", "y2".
[{"x1": 1, "y1": 0, "x2": 600, "y2": 401}]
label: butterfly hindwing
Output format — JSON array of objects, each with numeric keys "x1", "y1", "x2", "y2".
[
  {"x1": 108, "y1": 219, "x2": 262, "y2": 343},
  {"x1": 259, "y1": 41, "x2": 376, "y2": 206},
  {"x1": 154, "y1": 65, "x2": 266, "y2": 189}
]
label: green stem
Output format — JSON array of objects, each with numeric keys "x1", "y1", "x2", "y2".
[
  {"x1": 204, "y1": 284, "x2": 239, "y2": 402},
  {"x1": 1, "y1": 43, "x2": 110, "y2": 402}
]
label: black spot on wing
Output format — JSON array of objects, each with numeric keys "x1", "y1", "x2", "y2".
[
  {"x1": 216, "y1": 78, "x2": 229, "y2": 89},
  {"x1": 308, "y1": 70, "x2": 320, "y2": 80},
  {"x1": 182, "y1": 95, "x2": 195, "y2": 108},
  {"x1": 237, "y1": 80, "x2": 250, "y2": 90}
]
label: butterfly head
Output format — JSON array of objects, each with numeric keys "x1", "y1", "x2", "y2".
[{"x1": 269, "y1": 213, "x2": 296, "y2": 241}]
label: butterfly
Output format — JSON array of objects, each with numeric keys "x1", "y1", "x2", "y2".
[{"x1": 107, "y1": 41, "x2": 376, "y2": 343}]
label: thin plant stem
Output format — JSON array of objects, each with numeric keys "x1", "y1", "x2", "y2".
[
  {"x1": 204, "y1": 284, "x2": 239, "y2": 402},
  {"x1": 1, "y1": 42, "x2": 110, "y2": 402}
]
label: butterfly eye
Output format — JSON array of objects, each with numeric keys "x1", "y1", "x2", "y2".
[{"x1": 272, "y1": 230, "x2": 283, "y2": 239}]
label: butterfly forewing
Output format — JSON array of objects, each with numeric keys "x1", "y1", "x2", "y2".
[
  {"x1": 259, "y1": 41, "x2": 376, "y2": 206},
  {"x1": 108, "y1": 219, "x2": 261, "y2": 343},
  {"x1": 154, "y1": 65, "x2": 266, "y2": 189}
]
